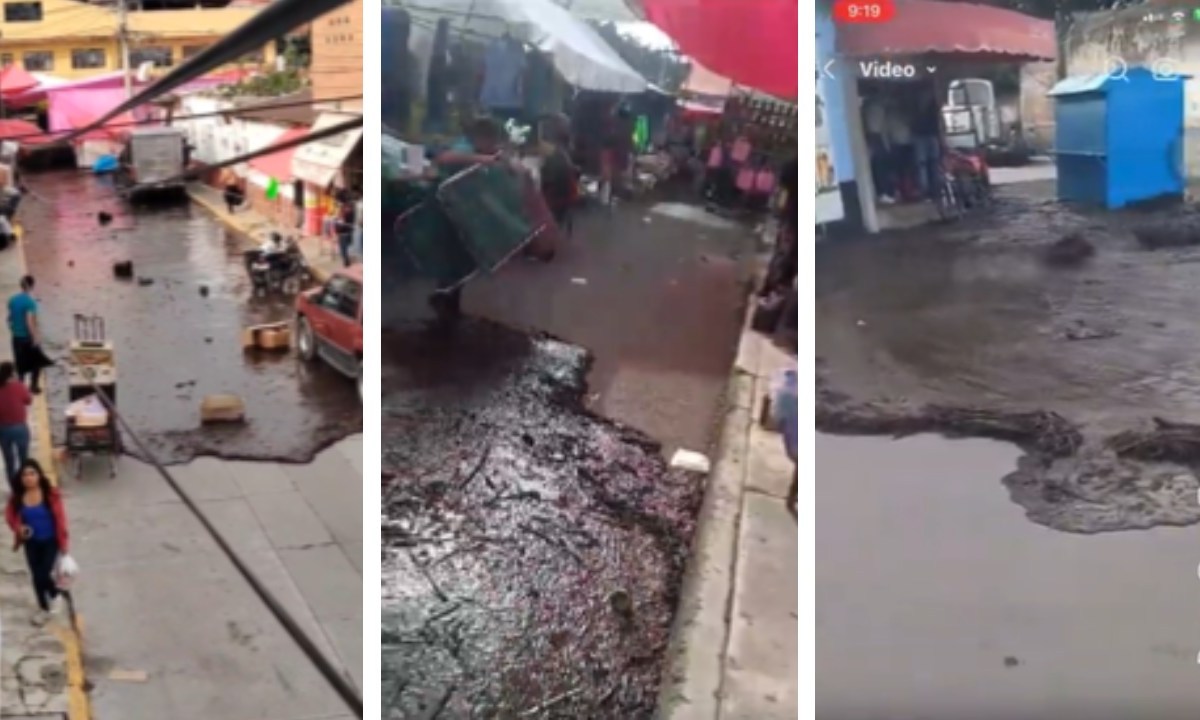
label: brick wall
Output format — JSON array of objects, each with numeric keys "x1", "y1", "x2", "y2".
[{"x1": 310, "y1": 0, "x2": 363, "y2": 112}]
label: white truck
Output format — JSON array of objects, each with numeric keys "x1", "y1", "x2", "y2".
[{"x1": 118, "y1": 127, "x2": 187, "y2": 200}]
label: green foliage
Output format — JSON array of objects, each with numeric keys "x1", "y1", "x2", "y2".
[{"x1": 216, "y1": 70, "x2": 308, "y2": 99}]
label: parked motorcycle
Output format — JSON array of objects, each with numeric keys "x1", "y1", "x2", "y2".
[{"x1": 244, "y1": 236, "x2": 311, "y2": 295}]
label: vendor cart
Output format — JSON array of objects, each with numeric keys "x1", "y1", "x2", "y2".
[
  {"x1": 65, "y1": 314, "x2": 120, "y2": 479},
  {"x1": 383, "y1": 147, "x2": 560, "y2": 326}
]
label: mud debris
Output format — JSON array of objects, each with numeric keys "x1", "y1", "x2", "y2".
[
  {"x1": 383, "y1": 321, "x2": 704, "y2": 719},
  {"x1": 1043, "y1": 233, "x2": 1094, "y2": 267}
]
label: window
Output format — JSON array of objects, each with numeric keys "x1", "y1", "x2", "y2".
[
  {"x1": 3, "y1": 2, "x2": 42, "y2": 22},
  {"x1": 21, "y1": 52, "x2": 52, "y2": 72},
  {"x1": 320, "y1": 276, "x2": 359, "y2": 319},
  {"x1": 71, "y1": 48, "x2": 106, "y2": 70},
  {"x1": 129, "y1": 46, "x2": 172, "y2": 68},
  {"x1": 181, "y1": 45, "x2": 206, "y2": 60}
]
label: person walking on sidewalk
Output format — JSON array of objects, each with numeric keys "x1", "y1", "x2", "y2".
[
  {"x1": 335, "y1": 200, "x2": 356, "y2": 268},
  {"x1": 6, "y1": 459, "x2": 69, "y2": 626},
  {"x1": 0, "y1": 361, "x2": 32, "y2": 491},
  {"x1": 8, "y1": 275, "x2": 46, "y2": 394}
]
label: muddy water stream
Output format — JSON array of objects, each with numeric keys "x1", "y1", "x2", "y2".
[
  {"x1": 818, "y1": 183, "x2": 1200, "y2": 533},
  {"x1": 817, "y1": 433, "x2": 1200, "y2": 720},
  {"x1": 382, "y1": 321, "x2": 704, "y2": 718},
  {"x1": 21, "y1": 173, "x2": 360, "y2": 464}
]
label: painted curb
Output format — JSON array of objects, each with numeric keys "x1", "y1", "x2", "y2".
[{"x1": 654, "y1": 335, "x2": 758, "y2": 720}]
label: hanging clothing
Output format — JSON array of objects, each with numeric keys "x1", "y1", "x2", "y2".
[
  {"x1": 480, "y1": 38, "x2": 524, "y2": 111},
  {"x1": 423, "y1": 18, "x2": 451, "y2": 135},
  {"x1": 523, "y1": 50, "x2": 555, "y2": 119}
]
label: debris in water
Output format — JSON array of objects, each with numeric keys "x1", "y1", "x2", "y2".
[
  {"x1": 670, "y1": 448, "x2": 711, "y2": 474},
  {"x1": 571, "y1": 277, "x2": 588, "y2": 286},
  {"x1": 137, "y1": 277, "x2": 154, "y2": 286},
  {"x1": 1043, "y1": 233, "x2": 1094, "y2": 266},
  {"x1": 1003, "y1": 656, "x2": 1020, "y2": 668},
  {"x1": 1061, "y1": 321, "x2": 1118, "y2": 342},
  {"x1": 97, "y1": 211, "x2": 113, "y2": 226},
  {"x1": 112, "y1": 261, "x2": 133, "y2": 279},
  {"x1": 199, "y1": 284, "x2": 209, "y2": 298},
  {"x1": 199, "y1": 394, "x2": 246, "y2": 424}
]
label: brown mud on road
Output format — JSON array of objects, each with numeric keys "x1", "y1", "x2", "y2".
[
  {"x1": 20, "y1": 172, "x2": 360, "y2": 465},
  {"x1": 382, "y1": 320, "x2": 704, "y2": 718},
  {"x1": 818, "y1": 181, "x2": 1200, "y2": 533}
]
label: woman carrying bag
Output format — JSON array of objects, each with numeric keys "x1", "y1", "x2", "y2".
[{"x1": 5, "y1": 459, "x2": 75, "y2": 626}]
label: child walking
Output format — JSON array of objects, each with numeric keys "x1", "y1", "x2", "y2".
[{"x1": 6, "y1": 459, "x2": 69, "y2": 625}]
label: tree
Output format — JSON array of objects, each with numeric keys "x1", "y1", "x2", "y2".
[{"x1": 589, "y1": 21, "x2": 690, "y2": 92}]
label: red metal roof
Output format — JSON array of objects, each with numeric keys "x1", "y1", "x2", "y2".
[
  {"x1": 837, "y1": 0, "x2": 1056, "y2": 61},
  {"x1": 249, "y1": 126, "x2": 309, "y2": 180}
]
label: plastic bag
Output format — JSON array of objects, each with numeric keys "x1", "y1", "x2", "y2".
[{"x1": 54, "y1": 554, "x2": 79, "y2": 590}]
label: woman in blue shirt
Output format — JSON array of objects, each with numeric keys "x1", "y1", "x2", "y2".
[{"x1": 5, "y1": 459, "x2": 70, "y2": 625}]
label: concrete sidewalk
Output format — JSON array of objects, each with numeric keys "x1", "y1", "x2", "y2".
[
  {"x1": 658, "y1": 322, "x2": 797, "y2": 720},
  {"x1": 0, "y1": 232, "x2": 88, "y2": 718},
  {"x1": 185, "y1": 183, "x2": 346, "y2": 283}
]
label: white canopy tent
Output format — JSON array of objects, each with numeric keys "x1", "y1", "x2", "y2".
[{"x1": 399, "y1": 0, "x2": 648, "y2": 94}]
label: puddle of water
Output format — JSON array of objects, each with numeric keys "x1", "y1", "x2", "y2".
[
  {"x1": 817, "y1": 432, "x2": 1200, "y2": 720},
  {"x1": 21, "y1": 172, "x2": 360, "y2": 464}
]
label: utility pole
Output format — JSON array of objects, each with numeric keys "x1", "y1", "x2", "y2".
[{"x1": 118, "y1": 0, "x2": 132, "y2": 99}]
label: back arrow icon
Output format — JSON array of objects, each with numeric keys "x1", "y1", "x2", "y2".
[{"x1": 822, "y1": 59, "x2": 836, "y2": 80}]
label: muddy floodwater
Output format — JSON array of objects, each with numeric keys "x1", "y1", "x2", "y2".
[
  {"x1": 382, "y1": 321, "x2": 704, "y2": 719},
  {"x1": 817, "y1": 433, "x2": 1200, "y2": 720},
  {"x1": 21, "y1": 172, "x2": 360, "y2": 464},
  {"x1": 818, "y1": 182, "x2": 1200, "y2": 533}
]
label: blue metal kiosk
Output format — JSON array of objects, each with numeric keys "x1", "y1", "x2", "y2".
[{"x1": 1049, "y1": 67, "x2": 1188, "y2": 208}]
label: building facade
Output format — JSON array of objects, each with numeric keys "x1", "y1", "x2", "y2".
[
  {"x1": 309, "y1": 0, "x2": 362, "y2": 112},
  {"x1": 0, "y1": 0, "x2": 275, "y2": 78}
]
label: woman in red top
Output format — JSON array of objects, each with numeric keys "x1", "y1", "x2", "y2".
[
  {"x1": 0, "y1": 361, "x2": 31, "y2": 492},
  {"x1": 5, "y1": 459, "x2": 68, "y2": 625}
]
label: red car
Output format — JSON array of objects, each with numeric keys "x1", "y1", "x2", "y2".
[{"x1": 295, "y1": 264, "x2": 362, "y2": 400}]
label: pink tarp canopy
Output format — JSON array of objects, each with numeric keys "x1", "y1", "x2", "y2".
[
  {"x1": 48, "y1": 88, "x2": 141, "y2": 142},
  {"x1": 836, "y1": 0, "x2": 1056, "y2": 61},
  {"x1": 641, "y1": 0, "x2": 797, "y2": 99}
]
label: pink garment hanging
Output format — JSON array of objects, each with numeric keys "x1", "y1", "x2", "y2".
[
  {"x1": 731, "y1": 137, "x2": 751, "y2": 163},
  {"x1": 755, "y1": 170, "x2": 777, "y2": 194},
  {"x1": 707, "y1": 145, "x2": 723, "y2": 168},
  {"x1": 736, "y1": 167, "x2": 755, "y2": 192}
]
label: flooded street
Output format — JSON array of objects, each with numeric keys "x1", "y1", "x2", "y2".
[
  {"x1": 817, "y1": 433, "x2": 1200, "y2": 720},
  {"x1": 20, "y1": 172, "x2": 360, "y2": 464},
  {"x1": 817, "y1": 182, "x2": 1200, "y2": 532},
  {"x1": 382, "y1": 200, "x2": 758, "y2": 717}
]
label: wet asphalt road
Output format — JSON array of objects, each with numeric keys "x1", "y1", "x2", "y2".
[
  {"x1": 382, "y1": 197, "x2": 758, "y2": 717},
  {"x1": 21, "y1": 171, "x2": 360, "y2": 465}
]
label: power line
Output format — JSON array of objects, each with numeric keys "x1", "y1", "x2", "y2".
[
  {"x1": 81, "y1": 376, "x2": 364, "y2": 716},
  {"x1": 162, "y1": 113, "x2": 363, "y2": 186},
  {"x1": 0, "y1": 94, "x2": 363, "y2": 144}
]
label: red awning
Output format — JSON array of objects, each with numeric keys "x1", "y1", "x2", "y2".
[
  {"x1": 0, "y1": 66, "x2": 38, "y2": 97},
  {"x1": 0, "y1": 119, "x2": 51, "y2": 146},
  {"x1": 837, "y1": 0, "x2": 1056, "y2": 61},
  {"x1": 642, "y1": 0, "x2": 797, "y2": 99},
  {"x1": 249, "y1": 126, "x2": 308, "y2": 180}
]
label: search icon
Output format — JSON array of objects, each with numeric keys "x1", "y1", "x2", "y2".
[{"x1": 1106, "y1": 55, "x2": 1129, "y2": 82}]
